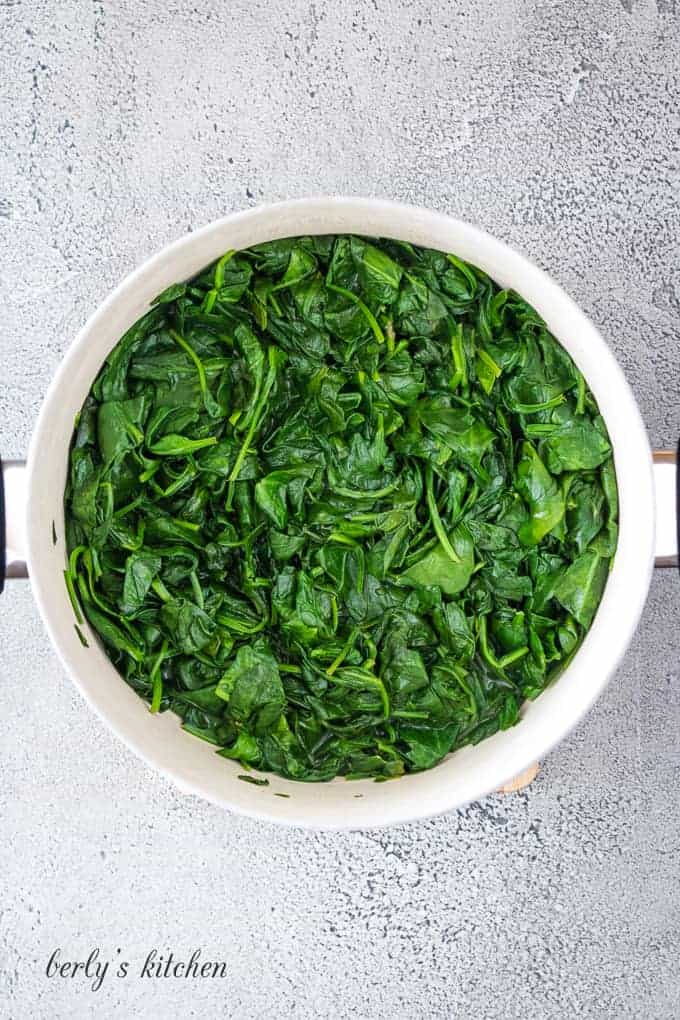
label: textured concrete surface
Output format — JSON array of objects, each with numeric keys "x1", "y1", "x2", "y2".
[{"x1": 1, "y1": 1, "x2": 679, "y2": 1017}]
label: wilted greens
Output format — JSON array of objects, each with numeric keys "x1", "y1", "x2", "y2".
[{"x1": 64, "y1": 235, "x2": 617, "y2": 782}]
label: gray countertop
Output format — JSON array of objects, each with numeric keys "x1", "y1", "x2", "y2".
[{"x1": 1, "y1": 1, "x2": 679, "y2": 1017}]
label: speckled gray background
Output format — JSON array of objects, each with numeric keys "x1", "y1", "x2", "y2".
[{"x1": 1, "y1": 1, "x2": 679, "y2": 1017}]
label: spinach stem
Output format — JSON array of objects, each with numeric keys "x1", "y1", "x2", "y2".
[
  {"x1": 214, "y1": 249, "x2": 236, "y2": 289},
  {"x1": 326, "y1": 283, "x2": 385, "y2": 344},
  {"x1": 169, "y1": 328, "x2": 219, "y2": 416},
  {"x1": 64, "y1": 546, "x2": 86, "y2": 624},
  {"x1": 576, "y1": 372, "x2": 586, "y2": 415},
  {"x1": 326, "y1": 627, "x2": 360, "y2": 676},
  {"x1": 149, "y1": 639, "x2": 169, "y2": 713},
  {"x1": 425, "y1": 466, "x2": 461, "y2": 564},
  {"x1": 170, "y1": 328, "x2": 208, "y2": 398},
  {"x1": 228, "y1": 346, "x2": 281, "y2": 482},
  {"x1": 152, "y1": 578, "x2": 172, "y2": 603},
  {"x1": 449, "y1": 323, "x2": 467, "y2": 391}
]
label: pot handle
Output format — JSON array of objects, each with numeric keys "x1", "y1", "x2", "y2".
[
  {"x1": 0, "y1": 458, "x2": 28, "y2": 592},
  {"x1": 653, "y1": 445, "x2": 679, "y2": 570}
]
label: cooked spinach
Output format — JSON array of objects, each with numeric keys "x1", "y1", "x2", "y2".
[{"x1": 64, "y1": 235, "x2": 617, "y2": 781}]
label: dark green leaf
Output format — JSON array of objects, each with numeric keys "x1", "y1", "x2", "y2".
[{"x1": 65, "y1": 234, "x2": 617, "y2": 783}]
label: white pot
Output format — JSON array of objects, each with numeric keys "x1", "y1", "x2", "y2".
[{"x1": 3, "y1": 198, "x2": 676, "y2": 829}]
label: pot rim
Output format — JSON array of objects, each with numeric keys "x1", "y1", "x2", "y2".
[{"x1": 24, "y1": 197, "x2": 655, "y2": 829}]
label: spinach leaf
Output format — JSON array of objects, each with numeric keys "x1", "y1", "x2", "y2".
[
  {"x1": 554, "y1": 549, "x2": 610, "y2": 628},
  {"x1": 161, "y1": 598, "x2": 217, "y2": 654},
  {"x1": 402, "y1": 526, "x2": 474, "y2": 595},
  {"x1": 515, "y1": 442, "x2": 565, "y2": 546},
  {"x1": 64, "y1": 234, "x2": 617, "y2": 782},
  {"x1": 121, "y1": 552, "x2": 161, "y2": 616},
  {"x1": 216, "y1": 642, "x2": 285, "y2": 735}
]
